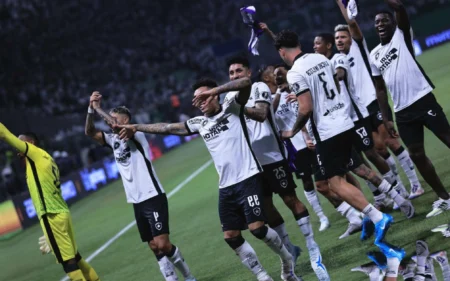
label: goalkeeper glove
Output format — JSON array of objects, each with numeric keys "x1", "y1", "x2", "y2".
[{"x1": 39, "y1": 235, "x2": 52, "y2": 254}]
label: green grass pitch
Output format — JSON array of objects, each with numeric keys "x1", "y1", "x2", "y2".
[{"x1": 1, "y1": 43, "x2": 450, "y2": 281}]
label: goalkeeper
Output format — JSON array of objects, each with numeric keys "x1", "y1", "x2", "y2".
[{"x1": 0, "y1": 122, "x2": 100, "y2": 281}]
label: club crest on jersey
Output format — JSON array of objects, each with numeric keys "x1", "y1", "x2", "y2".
[
  {"x1": 320, "y1": 167, "x2": 326, "y2": 175},
  {"x1": 280, "y1": 179, "x2": 288, "y2": 188},
  {"x1": 253, "y1": 207, "x2": 261, "y2": 216},
  {"x1": 377, "y1": 112, "x2": 382, "y2": 120},
  {"x1": 261, "y1": 91, "x2": 269, "y2": 99},
  {"x1": 114, "y1": 142, "x2": 120, "y2": 149},
  {"x1": 155, "y1": 222, "x2": 163, "y2": 231},
  {"x1": 363, "y1": 138, "x2": 370, "y2": 146},
  {"x1": 347, "y1": 158, "x2": 354, "y2": 168},
  {"x1": 202, "y1": 119, "x2": 209, "y2": 127}
]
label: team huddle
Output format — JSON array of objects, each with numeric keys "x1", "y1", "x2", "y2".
[{"x1": 0, "y1": 0, "x2": 449, "y2": 281}]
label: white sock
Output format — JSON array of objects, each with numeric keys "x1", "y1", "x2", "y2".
[
  {"x1": 383, "y1": 170, "x2": 397, "y2": 185},
  {"x1": 434, "y1": 253, "x2": 450, "y2": 281},
  {"x1": 304, "y1": 190, "x2": 327, "y2": 220},
  {"x1": 396, "y1": 149, "x2": 421, "y2": 187},
  {"x1": 158, "y1": 257, "x2": 179, "y2": 281},
  {"x1": 385, "y1": 155, "x2": 399, "y2": 175},
  {"x1": 336, "y1": 202, "x2": 361, "y2": 224},
  {"x1": 417, "y1": 255, "x2": 427, "y2": 275},
  {"x1": 272, "y1": 223, "x2": 294, "y2": 254},
  {"x1": 262, "y1": 227, "x2": 292, "y2": 261},
  {"x1": 167, "y1": 246, "x2": 192, "y2": 279},
  {"x1": 386, "y1": 257, "x2": 400, "y2": 277},
  {"x1": 378, "y1": 180, "x2": 406, "y2": 206},
  {"x1": 362, "y1": 204, "x2": 383, "y2": 224},
  {"x1": 296, "y1": 215, "x2": 316, "y2": 248},
  {"x1": 235, "y1": 241, "x2": 266, "y2": 276}
]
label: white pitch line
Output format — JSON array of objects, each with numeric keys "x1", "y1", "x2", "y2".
[{"x1": 60, "y1": 159, "x2": 213, "y2": 281}]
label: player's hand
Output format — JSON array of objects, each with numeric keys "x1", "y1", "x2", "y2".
[
  {"x1": 39, "y1": 235, "x2": 52, "y2": 255},
  {"x1": 384, "y1": 121, "x2": 399, "y2": 138},
  {"x1": 192, "y1": 89, "x2": 216, "y2": 108},
  {"x1": 114, "y1": 124, "x2": 137, "y2": 140},
  {"x1": 285, "y1": 93, "x2": 297, "y2": 103},
  {"x1": 259, "y1": 22, "x2": 271, "y2": 33},
  {"x1": 90, "y1": 91, "x2": 102, "y2": 109}
]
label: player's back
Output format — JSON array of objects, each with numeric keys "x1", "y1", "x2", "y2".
[
  {"x1": 24, "y1": 143, "x2": 69, "y2": 219},
  {"x1": 288, "y1": 53, "x2": 354, "y2": 142}
]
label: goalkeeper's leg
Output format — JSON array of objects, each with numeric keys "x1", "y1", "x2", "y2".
[{"x1": 76, "y1": 253, "x2": 100, "y2": 281}]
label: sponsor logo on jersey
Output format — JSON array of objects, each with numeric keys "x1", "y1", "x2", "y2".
[
  {"x1": 276, "y1": 103, "x2": 291, "y2": 116},
  {"x1": 323, "y1": 102, "x2": 345, "y2": 116},
  {"x1": 378, "y1": 48, "x2": 398, "y2": 72},
  {"x1": 115, "y1": 146, "x2": 131, "y2": 164},
  {"x1": 427, "y1": 110, "x2": 436, "y2": 116},
  {"x1": 348, "y1": 57, "x2": 355, "y2": 67},
  {"x1": 203, "y1": 119, "x2": 230, "y2": 141},
  {"x1": 253, "y1": 207, "x2": 261, "y2": 216},
  {"x1": 261, "y1": 91, "x2": 269, "y2": 99},
  {"x1": 188, "y1": 118, "x2": 202, "y2": 125}
]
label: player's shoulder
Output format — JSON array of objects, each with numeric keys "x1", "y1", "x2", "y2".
[
  {"x1": 370, "y1": 43, "x2": 383, "y2": 57},
  {"x1": 332, "y1": 53, "x2": 347, "y2": 63},
  {"x1": 252, "y1": 82, "x2": 271, "y2": 100},
  {"x1": 187, "y1": 116, "x2": 206, "y2": 126},
  {"x1": 28, "y1": 143, "x2": 52, "y2": 161}
]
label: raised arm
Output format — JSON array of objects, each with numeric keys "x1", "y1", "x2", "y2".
[
  {"x1": 0, "y1": 122, "x2": 27, "y2": 154},
  {"x1": 192, "y1": 77, "x2": 252, "y2": 106},
  {"x1": 385, "y1": 0, "x2": 410, "y2": 32},
  {"x1": 85, "y1": 92, "x2": 107, "y2": 145},
  {"x1": 116, "y1": 123, "x2": 192, "y2": 140},
  {"x1": 259, "y1": 22, "x2": 277, "y2": 42},
  {"x1": 373, "y1": 75, "x2": 398, "y2": 138},
  {"x1": 335, "y1": 0, "x2": 363, "y2": 41}
]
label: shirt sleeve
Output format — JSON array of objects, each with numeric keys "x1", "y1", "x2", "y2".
[
  {"x1": 334, "y1": 54, "x2": 349, "y2": 71},
  {"x1": 185, "y1": 117, "x2": 203, "y2": 134},
  {"x1": 254, "y1": 83, "x2": 272, "y2": 104},
  {"x1": 0, "y1": 123, "x2": 44, "y2": 161},
  {"x1": 370, "y1": 57, "x2": 381, "y2": 76},
  {"x1": 287, "y1": 70, "x2": 309, "y2": 96},
  {"x1": 102, "y1": 132, "x2": 114, "y2": 148}
]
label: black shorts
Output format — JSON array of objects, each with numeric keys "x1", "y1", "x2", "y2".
[
  {"x1": 313, "y1": 146, "x2": 362, "y2": 181},
  {"x1": 261, "y1": 160, "x2": 297, "y2": 196},
  {"x1": 133, "y1": 194, "x2": 170, "y2": 243},
  {"x1": 315, "y1": 130, "x2": 354, "y2": 179},
  {"x1": 219, "y1": 173, "x2": 266, "y2": 232},
  {"x1": 396, "y1": 93, "x2": 450, "y2": 147},
  {"x1": 351, "y1": 118, "x2": 375, "y2": 152},
  {"x1": 367, "y1": 100, "x2": 394, "y2": 132},
  {"x1": 293, "y1": 148, "x2": 314, "y2": 179}
]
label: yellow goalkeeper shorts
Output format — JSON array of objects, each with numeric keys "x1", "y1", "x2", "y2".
[{"x1": 40, "y1": 212, "x2": 78, "y2": 263}]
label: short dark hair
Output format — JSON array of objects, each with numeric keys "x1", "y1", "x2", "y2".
[
  {"x1": 317, "y1": 33, "x2": 335, "y2": 47},
  {"x1": 110, "y1": 106, "x2": 131, "y2": 120},
  {"x1": 274, "y1": 64, "x2": 290, "y2": 71},
  {"x1": 192, "y1": 77, "x2": 218, "y2": 91},
  {"x1": 22, "y1": 132, "x2": 39, "y2": 145},
  {"x1": 226, "y1": 56, "x2": 250, "y2": 69},
  {"x1": 375, "y1": 10, "x2": 395, "y2": 20},
  {"x1": 257, "y1": 64, "x2": 273, "y2": 81},
  {"x1": 274, "y1": 30, "x2": 300, "y2": 50}
]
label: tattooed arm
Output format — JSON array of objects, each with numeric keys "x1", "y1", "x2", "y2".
[
  {"x1": 244, "y1": 102, "x2": 269, "y2": 122},
  {"x1": 116, "y1": 122, "x2": 192, "y2": 140},
  {"x1": 281, "y1": 91, "x2": 313, "y2": 138},
  {"x1": 192, "y1": 77, "x2": 252, "y2": 107},
  {"x1": 85, "y1": 92, "x2": 106, "y2": 145}
]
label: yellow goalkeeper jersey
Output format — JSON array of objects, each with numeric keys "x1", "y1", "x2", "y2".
[{"x1": 0, "y1": 124, "x2": 69, "y2": 218}]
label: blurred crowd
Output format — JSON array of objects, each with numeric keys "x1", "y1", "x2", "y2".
[{"x1": 1, "y1": 0, "x2": 448, "y2": 202}]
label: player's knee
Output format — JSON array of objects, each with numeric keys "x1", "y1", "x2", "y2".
[
  {"x1": 148, "y1": 240, "x2": 159, "y2": 252},
  {"x1": 281, "y1": 193, "x2": 299, "y2": 209},
  {"x1": 62, "y1": 259, "x2": 80, "y2": 273},
  {"x1": 224, "y1": 235, "x2": 245, "y2": 250},
  {"x1": 250, "y1": 225, "x2": 269, "y2": 240},
  {"x1": 302, "y1": 176, "x2": 315, "y2": 192},
  {"x1": 315, "y1": 181, "x2": 329, "y2": 194},
  {"x1": 408, "y1": 145, "x2": 426, "y2": 161}
]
